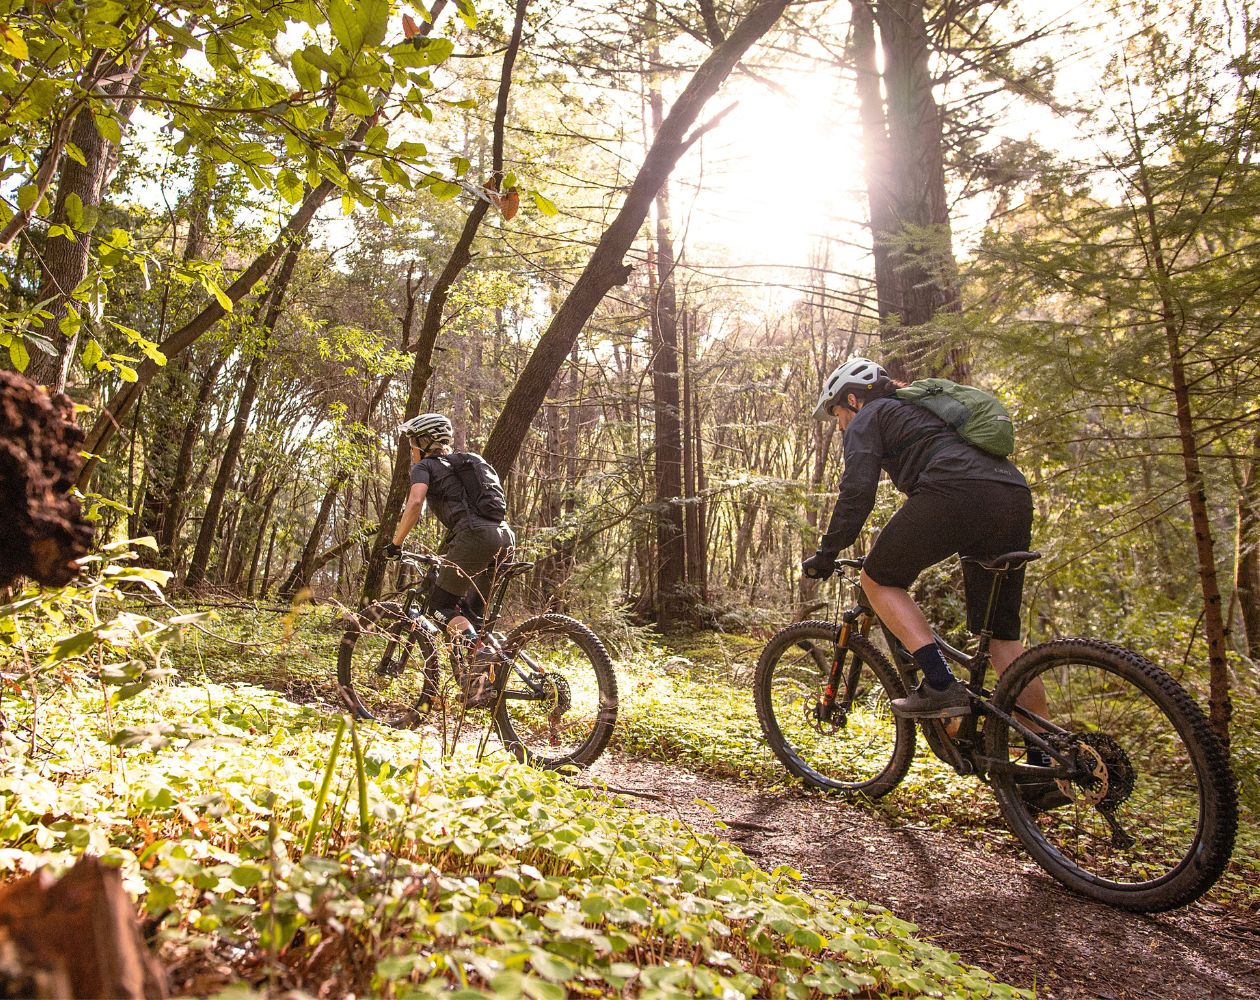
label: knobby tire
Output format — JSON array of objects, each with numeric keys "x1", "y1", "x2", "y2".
[
  {"x1": 492, "y1": 613, "x2": 618, "y2": 769},
  {"x1": 754, "y1": 620, "x2": 915, "y2": 798},
  {"x1": 986, "y1": 638, "x2": 1237, "y2": 911}
]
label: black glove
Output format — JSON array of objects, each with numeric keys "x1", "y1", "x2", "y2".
[
  {"x1": 383, "y1": 542, "x2": 402, "y2": 560},
  {"x1": 802, "y1": 552, "x2": 837, "y2": 580}
]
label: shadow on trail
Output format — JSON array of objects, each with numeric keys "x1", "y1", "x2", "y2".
[{"x1": 586, "y1": 753, "x2": 1260, "y2": 1000}]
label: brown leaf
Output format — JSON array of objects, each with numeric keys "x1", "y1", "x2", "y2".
[
  {"x1": 500, "y1": 188, "x2": 520, "y2": 220},
  {"x1": 402, "y1": 13, "x2": 421, "y2": 38}
]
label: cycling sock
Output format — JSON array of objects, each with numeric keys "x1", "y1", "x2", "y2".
[{"x1": 912, "y1": 643, "x2": 955, "y2": 690}]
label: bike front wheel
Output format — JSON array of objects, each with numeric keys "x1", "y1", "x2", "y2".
[
  {"x1": 492, "y1": 614, "x2": 618, "y2": 769},
  {"x1": 986, "y1": 638, "x2": 1237, "y2": 911},
  {"x1": 337, "y1": 602, "x2": 439, "y2": 728},
  {"x1": 754, "y1": 621, "x2": 915, "y2": 797}
]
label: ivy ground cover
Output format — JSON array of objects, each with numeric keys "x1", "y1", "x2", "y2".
[{"x1": 0, "y1": 678, "x2": 1029, "y2": 998}]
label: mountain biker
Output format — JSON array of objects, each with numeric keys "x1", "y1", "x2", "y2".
[
  {"x1": 383, "y1": 413, "x2": 514, "y2": 707},
  {"x1": 803, "y1": 358, "x2": 1051, "y2": 749}
]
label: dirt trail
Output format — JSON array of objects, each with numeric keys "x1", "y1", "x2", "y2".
[{"x1": 584, "y1": 752, "x2": 1260, "y2": 1000}]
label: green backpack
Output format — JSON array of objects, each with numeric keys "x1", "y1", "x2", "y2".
[{"x1": 893, "y1": 378, "x2": 1015, "y2": 458}]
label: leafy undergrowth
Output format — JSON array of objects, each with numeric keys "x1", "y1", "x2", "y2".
[
  {"x1": 165, "y1": 606, "x2": 1260, "y2": 913},
  {"x1": 0, "y1": 681, "x2": 1029, "y2": 999}
]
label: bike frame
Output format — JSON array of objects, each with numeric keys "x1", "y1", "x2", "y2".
[
  {"x1": 392, "y1": 552, "x2": 555, "y2": 705},
  {"x1": 825, "y1": 558, "x2": 1073, "y2": 781}
]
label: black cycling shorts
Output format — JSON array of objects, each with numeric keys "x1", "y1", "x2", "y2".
[{"x1": 862, "y1": 480, "x2": 1033, "y2": 640}]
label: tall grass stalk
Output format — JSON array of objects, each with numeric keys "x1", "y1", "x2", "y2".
[{"x1": 302, "y1": 715, "x2": 346, "y2": 856}]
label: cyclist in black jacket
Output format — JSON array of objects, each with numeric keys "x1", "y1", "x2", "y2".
[
  {"x1": 383, "y1": 412, "x2": 514, "y2": 707},
  {"x1": 804, "y1": 358, "x2": 1049, "y2": 731}
]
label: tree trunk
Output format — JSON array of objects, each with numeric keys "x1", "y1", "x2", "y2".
[
  {"x1": 1235, "y1": 433, "x2": 1260, "y2": 661},
  {"x1": 279, "y1": 470, "x2": 349, "y2": 597},
  {"x1": 246, "y1": 483, "x2": 282, "y2": 596},
  {"x1": 483, "y1": 0, "x2": 791, "y2": 478},
  {"x1": 182, "y1": 352, "x2": 266, "y2": 590},
  {"x1": 853, "y1": 0, "x2": 966, "y2": 381},
  {"x1": 159, "y1": 350, "x2": 227, "y2": 556},
  {"x1": 646, "y1": 17, "x2": 688, "y2": 628},
  {"x1": 1134, "y1": 167, "x2": 1231, "y2": 742},
  {"x1": 360, "y1": 0, "x2": 530, "y2": 603},
  {"x1": 849, "y1": 0, "x2": 901, "y2": 328},
  {"x1": 183, "y1": 234, "x2": 303, "y2": 589},
  {"x1": 25, "y1": 80, "x2": 129, "y2": 389}
]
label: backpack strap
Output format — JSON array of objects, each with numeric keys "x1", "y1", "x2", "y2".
[{"x1": 884, "y1": 401, "x2": 956, "y2": 461}]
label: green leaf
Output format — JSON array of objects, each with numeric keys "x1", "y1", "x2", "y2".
[
  {"x1": 81, "y1": 339, "x2": 103, "y2": 368},
  {"x1": 16, "y1": 183, "x2": 38, "y2": 212},
  {"x1": 390, "y1": 37, "x2": 454, "y2": 68},
  {"x1": 328, "y1": 0, "x2": 364, "y2": 52},
  {"x1": 336, "y1": 85, "x2": 375, "y2": 116},
  {"x1": 290, "y1": 49, "x2": 322, "y2": 93},
  {"x1": 116, "y1": 364, "x2": 138, "y2": 382},
  {"x1": 454, "y1": 0, "x2": 477, "y2": 29},
  {"x1": 48, "y1": 628, "x2": 101, "y2": 663},
  {"x1": 63, "y1": 142, "x2": 87, "y2": 166},
  {"x1": 8, "y1": 337, "x2": 29, "y2": 372},
  {"x1": 276, "y1": 168, "x2": 304, "y2": 205},
  {"x1": 58, "y1": 305, "x2": 81, "y2": 337},
  {"x1": 64, "y1": 192, "x2": 84, "y2": 230},
  {"x1": 0, "y1": 23, "x2": 28, "y2": 60},
  {"x1": 207, "y1": 279, "x2": 233, "y2": 311},
  {"x1": 93, "y1": 113, "x2": 122, "y2": 145},
  {"x1": 532, "y1": 191, "x2": 558, "y2": 216},
  {"x1": 452, "y1": 155, "x2": 470, "y2": 177}
]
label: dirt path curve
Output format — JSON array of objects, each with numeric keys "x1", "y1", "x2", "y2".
[{"x1": 583, "y1": 752, "x2": 1260, "y2": 1000}]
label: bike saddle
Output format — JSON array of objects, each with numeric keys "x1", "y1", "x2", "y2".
[{"x1": 961, "y1": 550, "x2": 1041, "y2": 573}]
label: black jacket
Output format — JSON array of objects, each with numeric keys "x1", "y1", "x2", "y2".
[{"x1": 817, "y1": 396, "x2": 1028, "y2": 556}]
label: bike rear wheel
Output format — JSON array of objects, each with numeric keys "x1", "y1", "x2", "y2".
[
  {"x1": 986, "y1": 638, "x2": 1237, "y2": 911},
  {"x1": 754, "y1": 621, "x2": 914, "y2": 797},
  {"x1": 492, "y1": 614, "x2": 618, "y2": 769},
  {"x1": 338, "y1": 602, "x2": 439, "y2": 728}
]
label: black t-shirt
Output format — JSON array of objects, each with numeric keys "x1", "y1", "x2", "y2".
[
  {"x1": 410, "y1": 454, "x2": 473, "y2": 532},
  {"x1": 818, "y1": 396, "x2": 1029, "y2": 556}
]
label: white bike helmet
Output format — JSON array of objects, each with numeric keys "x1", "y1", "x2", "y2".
[
  {"x1": 399, "y1": 412, "x2": 453, "y2": 445},
  {"x1": 813, "y1": 357, "x2": 888, "y2": 419}
]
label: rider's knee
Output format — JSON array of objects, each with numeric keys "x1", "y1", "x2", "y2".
[{"x1": 425, "y1": 585, "x2": 464, "y2": 625}]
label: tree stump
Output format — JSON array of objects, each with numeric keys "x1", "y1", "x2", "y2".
[{"x1": 0, "y1": 856, "x2": 167, "y2": 999}]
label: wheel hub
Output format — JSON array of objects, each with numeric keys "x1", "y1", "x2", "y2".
[{"x1": 806, "y1": 689, "x2": 845, "y2": 733}]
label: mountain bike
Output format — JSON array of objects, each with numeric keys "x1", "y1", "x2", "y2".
[
  {"x1": 338, "y1": 551, "x2": 618, "y2": 769},
  {"x1": 754, "y1": 551, "x2": 1237, "y2": 912}
]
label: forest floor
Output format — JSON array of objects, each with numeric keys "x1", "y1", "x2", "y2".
[
  {"x1": 581, "y1": 752, "x2": 1260, "y2": 1000},
  {"x1": 169, "y1": 607, "x2": 1260, "y2": 998}
]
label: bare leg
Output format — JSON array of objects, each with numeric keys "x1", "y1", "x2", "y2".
[
  {"x1": 860, "y1": 571, "x2": 935, "y2": 651},
  {"x1": 991, "y1": 638, "x2": 1048, "y2": 720}
]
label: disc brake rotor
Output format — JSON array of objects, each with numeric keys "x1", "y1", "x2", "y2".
[
  {"x1": 541, "y1": 671, "x2": 572, "y2": 721},
  {"x1": 1054, "y1": 732, "x2": 1136, "y2": 812},
  {"x1": 805, "y1": 687, "x2": 843, "y2": 734}
]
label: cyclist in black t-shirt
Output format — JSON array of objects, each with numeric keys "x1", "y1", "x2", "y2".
[
  {"x1": 803, "y1": 358, "x2": 1050, "y2": 735},
  {"x1": 383, "y1": 413, "x2": 514, "y2": 706}
]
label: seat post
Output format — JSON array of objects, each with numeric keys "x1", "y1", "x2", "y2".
[{"x1": 978, "y1": 568, "x2": 1006, "y2": 646}]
